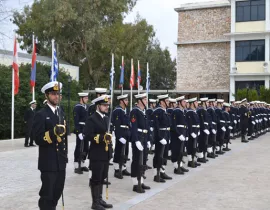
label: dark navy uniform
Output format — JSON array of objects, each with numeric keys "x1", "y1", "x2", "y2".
[
  {"x1": 24, "y1": 107, "x2": 36, "y2": 146},
  {"x1": 73, "y1": 103, "x2": 88, "y2": 167},
  {"x1": 170, "y1": 107, "x2": 187, "y2": 173},
  {"x1": 32, "y1": 105, "x2": 68, "y2": 210},
  {"x1": 185, "y1": 108, "x2": 200, "y2": 167},
  {"x1": 88, "y1": 103, "x2": 96, "y2": 117},
  {"x1": 207, "y1": 106, "x2": 217, "y2": 157},
  {"x1": 84, "y1": 110, "x2": 113, "y2": 209},
  {"x1": 112, "y1": 106, "x2": 131, "y2": 177},
  {"x1": 130, "y1": 106, "x2": 149, "y2": 192},
  {"x1": 215, "y1": 107, "x2": 226, "y2": 153},
  {"x1": 152, "y1": 106, "x2": 170, "y2": 169},
  {"x1": 223, "y1": 109, "x2": 232, "y2": 150},
  {"x1": 239, "y1": 104, "x2": 249, "y2": 142},
  {"x1": 196, "y1": 106, "x2": 210, "y2": 162}
]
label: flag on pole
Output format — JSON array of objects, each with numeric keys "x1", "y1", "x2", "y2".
[
  {"x1": 136, "y1": 61, "x2": 141, "y2": 89},
  {"x1": 110, "y1": 54, "x2": 115, "y2": 92},
  {"x1": 130, "y1": 59, "x2": 135, "y2": 89},
  {"x1": 119, "y1": 56, "x2": 124, "y2": 88},
  {"x1": 146, "y1": 65, "x2": 150, "y2": 93},
  {"x1": 50, "y1": 40, "x2": 58, "y2": 81},
  {"x1": 30, "y1": 36, "x2": 37, "y2": 89},
  {"x1": 13, "y1": 36, "x2": 19, "y2": 95}
]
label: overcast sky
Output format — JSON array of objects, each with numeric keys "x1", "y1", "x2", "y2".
[{"x1": 0, "y1": 0, "x2": 210, "y2": 59}]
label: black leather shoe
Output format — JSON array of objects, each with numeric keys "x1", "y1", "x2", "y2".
[
  {"x1": 146, "y1": 165, "x2": 152, "y2": 170},
  {"x1": 81, "y1": 166, "x2": 89, "y2": 172},
  {"x1": 74, "y1": 168, "x2": 83, "y2": 174},
  {"x1": 102, "y1": 180, "x2": 111, "y2": 185},
  {"x1": 160, "y1": 172, "x2": 172, "y2": 180},
  {"x1": 142, "y1": 183, "x2": 151, "y2": 190},
  {"x1": 174, "y1": 168, "x2": 184, "y2": 175},
  {"x1": 223, "y1": 147, "x2": 231, "y2": 151},
  {"x1": 207, "y1": 153, "x2": 216, "y2": 159},
  {"x1": 122, "y1": 169, "x2": 131, "y2": 176},
  {"x1": 153, "y1": 175, "x2": 166, "y2": 183},
  {"x1": 29, "y1": 144, "x2": 36, "y2": 147},
  {"x1": 195, "y1": 162, "x2": 201, "y2": 167},
  {"x1": 241, "y1": 140, "x2": 249, "y2": 143},
  {"x1": 24, "y1": 145, "x2": 29, "y2": 147},
  {"x1": 133, "y1": 185, "x2": 145, "y2": 193},
  {"x1": 114, "y1": 170, "x2": 123, "y2": 179},
  {"x1": 197, "y1": 158, "x2": 206, "y2": 163},
  {"x1": 216, "y1": 150, "x2": 225, "y2": 155},
  {"x1": 181, "y1": 166, "x2": 189, "y2": 172},
  {"x1": 188, "y1": 161, "x2": 196, "y2": 168}
]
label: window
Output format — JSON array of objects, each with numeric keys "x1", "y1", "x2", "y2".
[
  {"x1": 235, "y1": 40, "x2": 265, "y2": 62},
  {"x1": 236, "y1": 0, "x2": 265, "y2": 22}
]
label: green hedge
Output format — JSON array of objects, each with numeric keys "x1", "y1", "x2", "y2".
[
  {"x1": 235, "y1": 86, "x2": 270, "y2": 103},
  {"x1": 0, "y1": 63, "x2": 81, "y2": 140}
]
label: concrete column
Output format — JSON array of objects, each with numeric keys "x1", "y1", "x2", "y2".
[
  {"x1": 230, "y1": 76, "x2": 235, "y2": 101},
  {"x1": 265, "y1": 34, "x2": 270, "y2": 72},
  {"x1": 265, "y1": 76, "x2": 270, "y2": 88},
  {"x1": 231, "y1": 0, "x2": 236, "y2": 33},
  {"x1": 266, "y1": 0, "x2": 270, "y2": 31},
  {"x1": 230, "y1": 37, "x2": 235, "y2": 73}
]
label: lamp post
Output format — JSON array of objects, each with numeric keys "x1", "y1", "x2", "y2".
[{"x1": 68, "y1": 75, "x2": 72, "y2": 135}]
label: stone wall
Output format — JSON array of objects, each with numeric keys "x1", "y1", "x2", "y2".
[
  {"x1": 177, "y1": 7, "x2": 231, "y2": 43},
  {"x1": 176, "y1": 42, "x2": 230, "y2": 91}
]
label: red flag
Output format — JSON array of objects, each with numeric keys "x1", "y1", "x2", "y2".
[
  {"x1": 13, "y1": 36, "x2": 19, "y2": 95},
  {"x1": 130, "y1": 59, "x2": 135, "y2": 88},
  {"x1": 30, "y1": 37, "x2": 37, "y2": 89}
]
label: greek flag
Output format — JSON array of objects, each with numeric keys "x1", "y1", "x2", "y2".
[
  {"x1": 50, "y1": 39, "x2": 58, "y2": 81},
  {"x1": 109, "y1": 54, "x2": 115, "y2": 91},
  {"x1": 146, "y1": 66, "x2": 150, "y2": 93}
]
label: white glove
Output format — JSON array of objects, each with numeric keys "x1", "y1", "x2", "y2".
[
  {"x1": 198, "y1": 131, "x2": 200, "y2": 136},
  {"x1": 178, "y1": 135, "x2": 185, "y2": 141},
  {"x1": 203, "y1": 129, "x2": 210, "y2": 135},
  {"x1": 159, "y1": 139, "x2": 167, "y2": 145},
  {"x1": 238, "y1": 120, "x2": 240, "y2": 122},
  {"x1": 191, "y1": 132, "x2": 197, "y2": 138},
  {"x1": 150, "y1": 127, "x2": 154, "y2": 132},
  {"x1": 186, "y1": 137, "x2": 189, "y2": 141},
  {"x1": 256, "y1": 120, "x2": 258, "y2": 123},
  {"x1": 221, "y1": 127, "x2": 226, "y2": 132},
  {"x1": 135, "y1": 141, "x2": 144, "y2": 151},
  {"x1": 78, "y1": 133, "x2": 84, "y2": 140},
  {"x1": 212, "y1": 129, "x2": 217, "y2": 134},
  {"x1": 228, "y1": 126, "x2": 233, "y2": 130},
  {"x1": 252, "y1": 121, "x2": 255, "y2": 125},
  {"x1": 234, "y1": 120, "x2": 237, "y2": 124},
  {"x1": 147, "y1": 141, "x2": 151, "y2": 149},
  {"x1": 119, "y1": 137, "x2": 126, "y2": 144},
  {"x1": 264, "y1": 118, "x2": 268, "y2": 121}
]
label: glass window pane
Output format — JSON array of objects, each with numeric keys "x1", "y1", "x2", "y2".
[
  {"x1": 236, "y1": 46, "x2": 243, "y2": 61},
  {"x1": 251, "y1": 40, "x2": 264, "y2": 46},
  {"x1": 250, "y1": 46, "x2": 258, "y2": 60},
  {"x1": 237, "y1": 1, "x2": 251, "y2": 6},
  {"x1": 251, "y1": 0, "x2": 265, "y2": 6},
  {"x1": 251, "y1": 5, "x2": 258, "y2": 20},
  {"x1": 258, "y1": 5, "x2": 265, "y2": 20},
  {"x1": 257, "y1": 45, "x2": 265, "y2": 60},
  {"x1": 243, "y1": 6, "x2": 251, "y2": 21},
  {"x1": 236, "y1": 7, "x2": 244, "y2": 21},
  {"x1": 243, "y1": 46, "x2": 251, "y2": 61}
]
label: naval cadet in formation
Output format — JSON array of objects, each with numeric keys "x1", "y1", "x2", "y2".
[
  {"x1": 83, "y1": 95, "x2": 113, "y2": 210},
  {"x1": 24, "y1": 100, "x2": 37, "y2": 147},
  {"x1": 146, "y1": 99, "x2": 156, "y2": 155},
  {"x1": 112, "y1": 94, "x2": 131, "y2": 179},
  {"x1": 223, "y1": 102, "x2": 233, "y2": 151},
  {"x1": 129, "y1": 93, "x2": 151, "y2": 193},
  {"x1": 185, "y1": 97, "x2": 201, "y2": 168},
  {"x1": 152, "y1": 94, "x2": 172, "y2": 182},
  {"x1": 32, "y1": 81, "x2": 68, "y2": 210},
  {"x1": 239, "y1": 98, "x2": 249, "y2": 143},
  {"x1": 88, "y1": 88, "x2": 108, "y2": 117},
  {"x1": 73, "y1": 92, "x2": 89, "y2": 174},
  {"x1": 170, "y1": 96, "x2": 189, "y2": 174}
]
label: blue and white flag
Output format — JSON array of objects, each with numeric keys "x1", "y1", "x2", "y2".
[
  {"x1": 109, "y1": 54, "x2": 115, "y2": 92},
  {"x1": 146, "y1": 64, "x2": 150, "y2": 93},
  {"x1": 50, "y1": 39, "x2": 58, "y2": 81}
]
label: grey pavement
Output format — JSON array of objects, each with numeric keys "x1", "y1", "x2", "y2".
[{"x1": 1, "y1": 133, "x2": 270, "y2": 210}]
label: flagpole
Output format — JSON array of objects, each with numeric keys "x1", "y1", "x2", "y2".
[
  {"x1": 121, "y1": 56, "x2": 124, "y2": 95},
  {"x1": 32, "y1": 34, "x2": 35, "y2": 101},
  {"x1": 130, "y1": 59, "x2": 133, "y2": 111},
  {"x1": 137, "y1": 60, "x2": 140, "y2": 94},
  {"x1": 146, "y1": 62, "x2": 149, "y2": 109},
  {"x1": 11, "y1": 53, "x2": 15, "y2": 140},
  {"x1": 50, "y1": 39, "x2": 54, "y2": 81}
]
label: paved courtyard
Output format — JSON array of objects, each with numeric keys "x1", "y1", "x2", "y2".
[{"x1": 1, "y1": 133, "x2": 270, "y2": 210}]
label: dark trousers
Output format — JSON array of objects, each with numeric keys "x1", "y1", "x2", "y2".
[
  {"x1": 25, "y1": 128, "x2": 34, "y2": 146},
  {"x1": 113, "y1": 139, "x2": 127, "y2": 164},
  {"x1": 153, "y1": 142, "x2": 166, "y2": 168},
  {"x1": 39, "y1": 170, "x2": 66, "y2": 210},
  {"x1": 74, "y1": 134, "x2": 88, "y2": 162},
  {"x1": 198, "y1": 133, "x2": 208, "y2": 153},
  {"x1": 90, "y1": 161, "x2": 108, "y2": 186},
  {"x1": 131, "y1": 143, "x2": 143, "y2": 177},
  {"x1": 241, "y1": 120, "x2": 248, "y2": 135}
]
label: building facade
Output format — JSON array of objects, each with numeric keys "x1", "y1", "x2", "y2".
[{"x1": 175, "y1": 0, "x2": 270, "y2": 101}]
